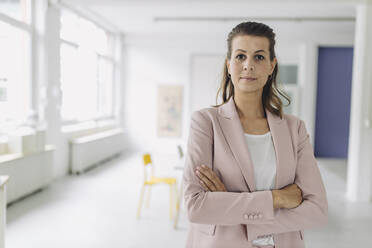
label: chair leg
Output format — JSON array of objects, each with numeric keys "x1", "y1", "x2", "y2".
[
  {"x1": 169, "y1": 184, "x2": 174, "y2": 220},
  {"x1": 136, "y1": 185, "x2": 146, "y2": 219},
  {"x1": 175, "y1": 182, "x2": 180, "y2": 211},
  {"x1": 145, "y1": 185, "x2": 152, "y2": 208},
  {"x1": 173, "y1": 182, "x2": 180, "y2": 229}
]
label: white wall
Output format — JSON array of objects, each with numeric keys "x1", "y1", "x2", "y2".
[
  {"x1": 190, "y1": 54, "x2": 225, "y2": 112},
  {"x1": 123, "y1": 43, "x2": 190, "y2": 154},
  {"x1": 123, "y1": 34, "x2": 233, "y2": 154}
]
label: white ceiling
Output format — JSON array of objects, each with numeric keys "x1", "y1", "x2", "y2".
[{"x1": 60, "y1": 0, "x2": 358, "y2": 36}]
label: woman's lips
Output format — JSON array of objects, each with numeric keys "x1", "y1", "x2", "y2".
[{"x1": 240, "y1": 77, "x2": 257, "y2": 81}]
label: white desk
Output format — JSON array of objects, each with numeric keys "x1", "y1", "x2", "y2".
[{"x1": 0, "y1": 175, "x2": 9, "y2": 248}]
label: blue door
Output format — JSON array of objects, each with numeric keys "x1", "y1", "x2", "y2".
[{"x1": 314, "y1": 47, "x2": 353, "y2": 158}]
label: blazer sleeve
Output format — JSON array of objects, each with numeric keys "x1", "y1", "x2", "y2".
[
  {"x1": 246, "y1": 119, "x2": 328, "y2": 241},
  {"x1": 183, "y1": 110, "x2": 275, "y2": 225}
]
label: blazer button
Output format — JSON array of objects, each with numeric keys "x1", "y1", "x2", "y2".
[{"x1": 244, "y1": 214, "x2": 249, "y2": 219}]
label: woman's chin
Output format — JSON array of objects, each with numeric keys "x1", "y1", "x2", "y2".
[{"x1": 236, "y1": 85, "x2": 263, "y2": 94}]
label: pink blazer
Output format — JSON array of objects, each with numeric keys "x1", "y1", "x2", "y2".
[{"x1": 183, "y1": 98, "x2": 328, "y2": 248}]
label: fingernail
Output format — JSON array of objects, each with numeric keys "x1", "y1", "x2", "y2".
[{"x1": 196, "y1": 166, "x2": 200, "y2": 170}]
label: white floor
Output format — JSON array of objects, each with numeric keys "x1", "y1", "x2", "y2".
[
  {"x1": 305, "y1": 158, "x2": 372, "y2": 248},
  {"x1": 5, "y1": 153, "x2": 372, "y2": 248}
]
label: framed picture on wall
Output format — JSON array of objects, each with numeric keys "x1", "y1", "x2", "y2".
[{"x1": 157, "y1": 84, "x2": 183, "y2": 138}]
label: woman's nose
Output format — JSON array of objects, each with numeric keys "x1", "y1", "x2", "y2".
[{"x1": 243, "y1": 59, "x2": 254, "y2": 71}]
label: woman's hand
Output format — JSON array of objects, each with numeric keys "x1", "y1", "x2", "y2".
[
  {"x1": 272, "y1": 183, "x2": 303, "y2": 209},
  {"x1": 195, "y1": 165, "x2": 227, "y2": 192}
]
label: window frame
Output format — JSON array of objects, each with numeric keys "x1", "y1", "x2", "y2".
[
  {"x1": 0, "y1": 2, "x2": 33, "y2": 132},
  {"x1": 59, "y1": 10, "x2": 117, "y2": 126}
]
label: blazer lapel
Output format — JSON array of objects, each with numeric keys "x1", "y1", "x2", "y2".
[
  {"x1": 217, "y1": 97, "x2": 296, "y2": 192},
  {"x1": 217, "y1": 98, "x2": 256, "y2": 192},
  {"x1": 266, "y1": 110, "x2": 296, "y2": 189}
]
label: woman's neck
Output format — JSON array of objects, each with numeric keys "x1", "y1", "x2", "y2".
[{"x1": 234, "y1": 91, "x2": 265, "y2": 120}]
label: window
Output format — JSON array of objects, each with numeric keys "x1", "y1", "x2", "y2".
[
  {"x1": 0, "y1": 0, "x2": 30, "y2": 23},
  {"x1": 60, "y1": 10, "x2": 115, "y2": 123},
  {"x1": 277, "y1": 64, "x2": 299, "y2": 115},
  {"x1": 60, "y1": 43, "x2": 79, "y2": 121},
  {"x1": 278, "y1": 65, "x2": 298, "y2": 85},
  {"x1": 97, "y1": 57, "x2": 114, "y2": 118},
  {"x1": 0, "y1": 20, "x2": 31, "y2": 130}
]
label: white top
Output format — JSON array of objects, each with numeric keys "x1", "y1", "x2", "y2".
[{"x1": 244, "y1": 131, "x2": 277, "y2": 247}]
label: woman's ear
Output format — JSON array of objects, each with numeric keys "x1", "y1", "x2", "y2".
[
  {"x1": 270, "y1": 57, "x2": 277, "y2": 74},
  {"x1": 226, "y1": 59, "x2": 231, "y2": 74}
]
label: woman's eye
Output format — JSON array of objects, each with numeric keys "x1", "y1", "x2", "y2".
[
  {"x1": 236, "y1": 54, "x2": 246, "y2": 60},
  {"x1": 255, "y1": 55, "x2": 265, "y2": 60}
]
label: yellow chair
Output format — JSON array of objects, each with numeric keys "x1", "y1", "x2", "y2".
[{"x1": 136, "y1": 153, "x2": 178, "y2": 221}]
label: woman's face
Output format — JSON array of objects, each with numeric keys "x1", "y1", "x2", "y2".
[{"x1": 226, "y1": 35, "x2": 277, "y2": 95}]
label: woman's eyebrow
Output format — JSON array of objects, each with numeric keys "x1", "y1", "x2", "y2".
[{"x1": 234, "y1": 49, "x2": 266, "y2": 53}]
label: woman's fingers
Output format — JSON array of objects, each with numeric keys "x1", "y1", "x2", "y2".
[
  {"x1": 200, "y1": 165, "x2": 225, "y2": 190},
  {"x1": 199, "y1": 179, "x2": 211, "y2": 191},
  {"x1": 278, "y1": 183, "x2": 303, "y2": 209},
  {"x1": 195, "y1": 168, "x2": 217, "y2": 191},
  {"x1": 195, "y1": 165, "x2": 226, "y2": 192},
  {"x1": 200, "y1": 165, "x2": 219, "y2": 182}
]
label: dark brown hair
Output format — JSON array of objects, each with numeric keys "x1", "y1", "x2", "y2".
[{"x1": 215, "y1": 21, "x2": 290, "y2": 119}]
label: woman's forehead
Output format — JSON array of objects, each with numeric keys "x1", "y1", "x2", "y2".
[{"x1": 231, "y1": 35, "x2": 270, "y2": 53}]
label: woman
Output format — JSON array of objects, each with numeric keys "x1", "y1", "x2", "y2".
[{"x1": 183, "y1": 21, "x2": 328, "y2": 248}]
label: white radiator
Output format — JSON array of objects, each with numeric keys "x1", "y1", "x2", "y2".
[
  {"x1": 69, "y1": 128, "x2": 125, "y2": 174},
  {"x1": 0, "y1": 145, "x2": 54, "y2": 204}
]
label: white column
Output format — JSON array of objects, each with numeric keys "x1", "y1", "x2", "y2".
[
  {"x1": 346, "y1": 1, "x2": 372, "y2": 202},
  {"x1": 44, "y1": 4, "x2": 64, "y2": 178},
  {"x1": 298, "y1": 42, "x2": 318, "y2": 146},
  {"x1": 31, "y1": 0, "x2": 48, "y2": 124}
]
